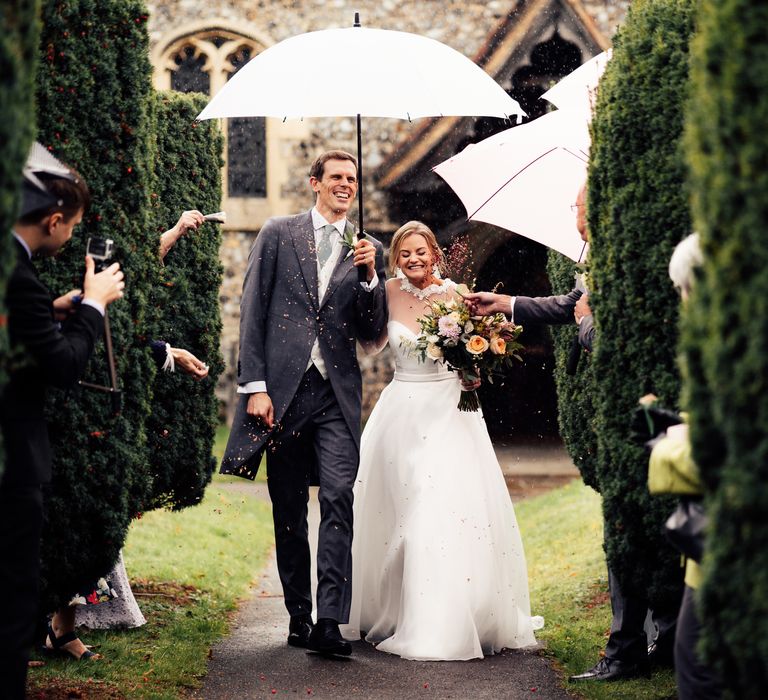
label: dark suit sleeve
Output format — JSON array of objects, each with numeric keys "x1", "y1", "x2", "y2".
[
  {"x1": 6, "y1": 263, "x2": 103, "y2": 390},
  {"x1": 353, "y1": 238, "x2": 387, "y2": 342},
  {"x1": 513, "y1": 288, "x2": 582, "y2": 325},
  {"x1": 237, "y1": 219, "x2": 279, "y2": 384},
  {"x1": 578, "y1": 314, "x2": 596, "y2": 352},
  {"x1": 147, "y1": 339, "x2": 168, "y2": 368}
]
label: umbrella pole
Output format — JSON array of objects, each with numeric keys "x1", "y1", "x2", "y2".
[
  {"x1": 357, "y1": 112, "x2": 364, "y2": 236},
  {"x1": 356, "y1": 112, "x2": 368, "y2": 282}
]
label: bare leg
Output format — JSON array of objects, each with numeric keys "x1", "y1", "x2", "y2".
[{"x1": 46, "y1": 607, "x2": 102, "y2": 660}]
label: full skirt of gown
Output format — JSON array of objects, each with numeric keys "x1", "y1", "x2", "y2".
[{"x1": 343, "y1": 353, "x2": 541, "y2": 660}]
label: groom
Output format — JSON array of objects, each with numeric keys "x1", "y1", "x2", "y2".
[{"x1": 222, "y1": 150, "x2": 387, "y2": 655}]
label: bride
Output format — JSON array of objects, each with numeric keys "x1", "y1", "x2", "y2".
[{"x1": 343, "y1": 221, "x2": 542, "y2": 661}]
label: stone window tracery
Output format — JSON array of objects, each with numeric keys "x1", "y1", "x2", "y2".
[{"x1": 157, "y1": 29, "x2": 268, "y2": 201}]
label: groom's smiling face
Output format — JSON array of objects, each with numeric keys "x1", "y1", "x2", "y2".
[{"x1": 311, "y1": 158, "x2": 358, "y2": 222}]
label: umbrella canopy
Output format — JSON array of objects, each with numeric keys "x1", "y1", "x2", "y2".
[
  {"x1": 197, "y1": 25, "x2": 524, "y2": 122},
  {"x1": 433, "y1": 109, "x2": 588, "y2": 262},
  {"x1": 540, "y1": 49, "x2": 612, "y2": 117}
]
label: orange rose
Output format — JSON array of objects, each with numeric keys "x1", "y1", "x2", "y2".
[
  {"x1": 490, "y1": 336, "x2": 506, "y2": 355},
  {"x1": 466, "y1": 335, "x2": 490, "y2": 355}
]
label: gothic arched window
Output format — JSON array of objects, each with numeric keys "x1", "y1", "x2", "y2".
[{"x1": 158, "y1": 30, "x2": 268, "y2": 201}]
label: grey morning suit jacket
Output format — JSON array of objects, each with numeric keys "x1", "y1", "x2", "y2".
[
  {"x1": 221, "y1": 210, "x2": 387, "y2": 480},
  {"x1": 513, "y1": 288, "x2": 583, "y2": 325}
]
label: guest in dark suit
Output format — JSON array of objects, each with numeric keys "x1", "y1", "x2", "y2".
[
  {"x1": 222, "y1": 150, "x2": 387, "y2": 655},
  {"x1": 465, "y1": 179, "x2": 679, "y2": 681},
  {"x1": 464, "y1": 180, "x2": 587, "y2": 330},
  {"x1": 0, "y1": 146, "x2": 125, "y2": 696}
]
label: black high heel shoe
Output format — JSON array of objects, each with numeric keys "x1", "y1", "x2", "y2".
[{"x1": 40, "y1": 620, "x2": 100, "y2": 661}]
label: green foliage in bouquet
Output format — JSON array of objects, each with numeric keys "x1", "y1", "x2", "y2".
[
  {"x1": 546, "y1": 254, "x2": 600, "y2": 492},
  {"x1": 145, "y1": 91, "x2": 224, "y2": 510},
  {"x1": 682, "y1": 0, "x2": 768, "y2": 692},
  {"x1": 0, "y1": 0, "x2": 41, "y2": 480},
  {"x1": 588, "y1": 0, "x2": 695, "y2": 607},
  {"x1": 35, "y1": 0, "x2": 158, "y2": 606}
]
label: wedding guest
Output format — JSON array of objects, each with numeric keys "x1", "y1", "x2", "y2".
[
  {"x1": 648, "y1": 232, "x2": 721, "y2": 699},
  {"x1": 0, "y1": 145, "x2": 124, "y2": 693},
  {"x1": 466, "y1": 181, "x2": 681, "y2": 681}
]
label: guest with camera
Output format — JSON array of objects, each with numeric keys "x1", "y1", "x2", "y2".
[{"x1": 0, "y1": 144, "x2": 124, "y2": 697}]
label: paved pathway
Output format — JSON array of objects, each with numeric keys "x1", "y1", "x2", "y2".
[{"x1": 196, "y1": 444, "x2": 577, "y2": 699}]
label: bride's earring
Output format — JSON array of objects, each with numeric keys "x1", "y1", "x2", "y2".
[{"x1": 395, "y1": 266, "x2": 406, "y2": 279}]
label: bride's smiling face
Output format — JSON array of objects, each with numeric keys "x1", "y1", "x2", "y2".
[{"x1": 397, "y1": 234, "x2": 434, "y2": 285}]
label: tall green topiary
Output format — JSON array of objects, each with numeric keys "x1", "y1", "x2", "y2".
[
  {"x1": 145, "y1": 91, "x2": 224, "y2": 510},
  {"x1": 546, "y1": 252, "x2": 600, "y2": 491},
  {"x1": 683, "y1": 0, "x2": 768, "y2": 693},
  {"x1": 0, "y1": 0, "x2": 41, "y2": 480},
  {"x1": 35, "y1": 0, "x2": 158, "y2": 606},
  {"x1": 588, "y1": 0, "x2": 695, "y2": 606}
]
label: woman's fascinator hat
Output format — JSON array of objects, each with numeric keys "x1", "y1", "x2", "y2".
[{"x1": 20, "y1": 142, "x2": 77, "y2": 218}]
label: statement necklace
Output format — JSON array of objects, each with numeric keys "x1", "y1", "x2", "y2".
[{"x1": 396, "y1": 268, "x2": 448, "y2": 300}]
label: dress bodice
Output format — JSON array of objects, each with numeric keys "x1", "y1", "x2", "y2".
[{"x1": 389, "y1": 320, "x2": 454, "y2": 382}]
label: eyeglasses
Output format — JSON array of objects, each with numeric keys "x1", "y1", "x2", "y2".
[{"x1": 570, "y1": 203, "x2": 585, "y2": 212}]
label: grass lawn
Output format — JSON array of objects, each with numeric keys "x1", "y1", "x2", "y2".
[
  {"x1": 28, "y1": 431, "x2": 676, "y2": 699},
  {"x1": 516, "y1": 479, "x2": 677, "y2": 699},
  {"x1": 27, "y1": 479, "x2": 274, "y2": 699}
]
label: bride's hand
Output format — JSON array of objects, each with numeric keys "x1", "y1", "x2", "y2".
[{"x1": 459, "y1": 371, "x2": 481, "y2": 391}]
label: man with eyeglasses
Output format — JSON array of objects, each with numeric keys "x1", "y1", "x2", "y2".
[{"x1": 465, "y1": 181, "x2": 589, "y2": 333}]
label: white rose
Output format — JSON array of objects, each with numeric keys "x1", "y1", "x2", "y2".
[
  {"x1": 427, "y1": 334, "x2": 440, "y2": 344},
  {"x1": 464, "y1": 321, "x2": 474, "y2": 333},
  {"x1": 426, "y1": 343, "x2": 443, "y2": 360},
  {"x1": 448, "y1": 311, "x2": 461, "y2": 323}
]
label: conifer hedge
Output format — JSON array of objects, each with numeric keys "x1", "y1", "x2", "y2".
[
  {"x1": 587, "y1": 0, "x2": 695, "y2": 606},
  {"x1": 683, "y1": 0, "x2": 768, "y2": 692},
  {"x1": 35, "y1": 0, "x2": 158, "y2": 605},
  {"x1": 546, "y1": 252, "x2": 600, "y2": 491},
  {"x1": 145, "y1": 91, "x2": 224, "y2": 510},
  {"x1": 0, "y1": 0, "x2": 41, "y2": 479}
]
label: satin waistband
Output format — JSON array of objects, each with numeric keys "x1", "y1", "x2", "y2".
[{"x1": 393, "y1": 370, "x2": 456, "y2": 383}]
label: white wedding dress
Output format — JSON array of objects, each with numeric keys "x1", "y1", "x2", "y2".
[{"x1": 343, "y1": 278, "x2": 542, "y2": 661}]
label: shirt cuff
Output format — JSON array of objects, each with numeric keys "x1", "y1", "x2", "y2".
[
  {"x1": 360, "y1": 271, "x2": 379, "y2": 292},
  {"x1": 509, "y1": 296, "x2": 516, "y2": 324},
  {"x1": 238, "y1": 381, "x2": 267, "y2": 394},
  {"x1": 81, "y1": 299, "x2": 105, "y2": 316}
]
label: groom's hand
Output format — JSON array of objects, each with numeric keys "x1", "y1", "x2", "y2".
[
  {"x1": 353, "y1": 239, "x2": 376, "y2": 282},
  {"x1": 247, "y1": 392, "x2": 274, "y2": 428}
]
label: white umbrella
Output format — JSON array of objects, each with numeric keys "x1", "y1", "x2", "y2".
[
  {"x1": 540, "y1": 49, "x2": 612, "y2": 117},
  {"x1": 197, "y1": 23, "x2": 522, "y2": 122},
  {"x1": 434, "y1": 109, "x2": 589, "y2": 262},
  {"x1": 196, "y1": 14, "x2": 524, "y2": 248}
]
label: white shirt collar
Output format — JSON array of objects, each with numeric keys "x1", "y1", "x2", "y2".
[
  {"x1": 311, "y1": 207, "x2": 346, "y2": 236},
  {"x1": 12, "y1": 231, "x2": 32, "y2": 260}
]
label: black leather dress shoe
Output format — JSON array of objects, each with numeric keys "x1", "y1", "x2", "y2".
[
  {"x1": 647, "y1": 640, "x2": 675, "y2": 668},
  {"x1": 306, "y1": 618, "x2": 352, "y2": 656},
  {"x1": 287, "y1": 614, "x2": 313, "y2": 648},
  {"x1": 569, "y1": 657, "x2": 650, "y2": 682}
]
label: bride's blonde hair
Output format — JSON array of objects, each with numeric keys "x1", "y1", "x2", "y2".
[{"x1": 389, "y1": 221, "x2": 446, "y2": 277}]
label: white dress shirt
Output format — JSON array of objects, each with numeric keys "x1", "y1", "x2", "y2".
[{"x1": 238, "y1": 208, "x2": 378, "y2": 395}]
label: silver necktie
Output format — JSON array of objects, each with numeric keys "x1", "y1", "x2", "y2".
[{"x1": 316, "y1": 224, "x2": 336, "y2": 268}]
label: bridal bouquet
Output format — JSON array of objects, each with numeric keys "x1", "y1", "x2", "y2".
[{"x1": 409, "y1": 292, "x2": 523, "y2": 411}]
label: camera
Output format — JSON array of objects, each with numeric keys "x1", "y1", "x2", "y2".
[
  {"x1": 79, "y1": 236, "x2": 121, "y2": 413},
  {"x1": 86, "y1": 237, "x2": 114, "y2": 271}
]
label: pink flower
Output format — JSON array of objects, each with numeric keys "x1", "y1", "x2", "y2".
[{"x1": 438, "y1": 315, "x2": 460, "y2": 339}]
